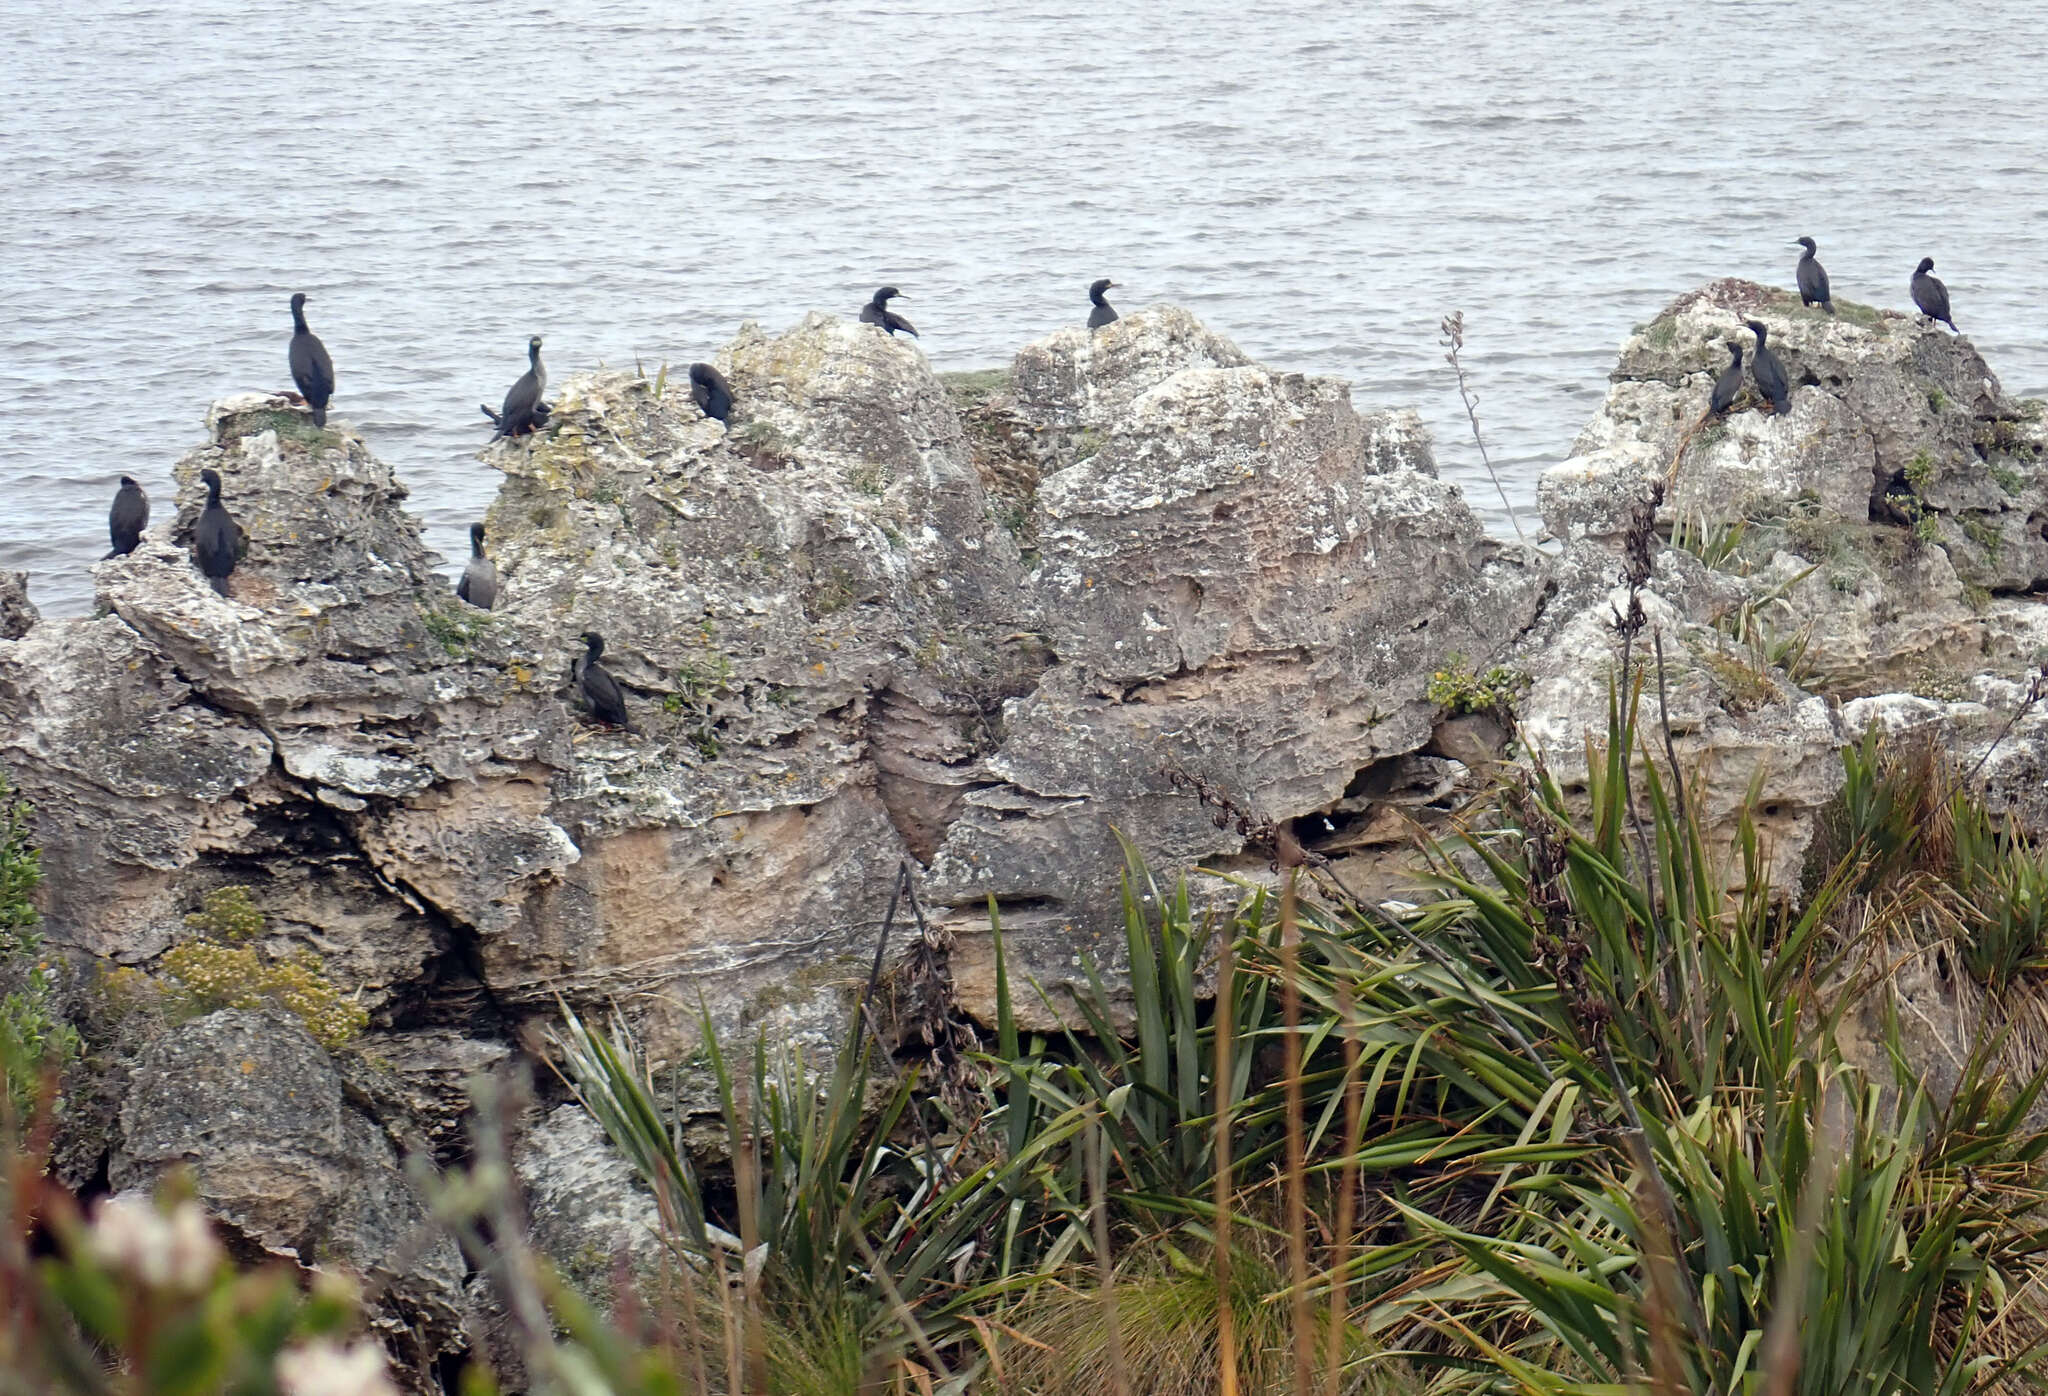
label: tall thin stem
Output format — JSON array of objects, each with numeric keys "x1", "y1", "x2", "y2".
[
  {"x1": 1214, "y1": 928, "x2": 1240, "y2": 1396},
  {"x1": 1325, "y1": 972, "x2": 1362, "y2": 1396},
  {"x1": 1441, "y1": 310, "x2": 1526, "y2": 543},
  {"x1": 1281, "y1": 868, "x2": 1313, "y2": 1395},
  {"x1": 1087, "y1": 1115, "x2": 1132, "y2": 1396}
]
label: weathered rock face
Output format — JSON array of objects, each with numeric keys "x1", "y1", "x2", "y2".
[
  {"x1": 110, "y1": 1009, "x2": 466, "y2": 1389},
  {"x1": 923, "y1": 313, "x2": 1540, "y2": 1019},
  {"x1": 0, "y1": 571, "x2": 36, "y2": 640},
  {"x1": 14, "y1": 286, "x2": 2048, "y2": 1361},
  {"x1": 1516, "y1": 280, "x2": 2048, "y2": 886}
]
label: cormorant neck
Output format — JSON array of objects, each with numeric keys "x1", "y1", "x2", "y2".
[{"x1": 292, "y1": 304, "x2": 308, "y2": 333}]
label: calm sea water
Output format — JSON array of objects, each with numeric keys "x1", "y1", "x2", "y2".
[{"x1": 6, "y1": 1, "x2": 2046, "y2": 615}]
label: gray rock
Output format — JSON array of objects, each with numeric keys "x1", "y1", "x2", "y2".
[
  {"x1": 111, "y1": 1009, "x2": 466, "y2": 1381},
  {"x1": 0, "y1": 572, "x2": 37, "y2": 639},
  {"x1": 515, "y1": 1104, "x2": 668, "y2": 1301}
]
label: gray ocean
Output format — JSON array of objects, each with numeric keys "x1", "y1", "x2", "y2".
[{"x1": 6, "y1": 1, "x2": 2046, "y2": 616}]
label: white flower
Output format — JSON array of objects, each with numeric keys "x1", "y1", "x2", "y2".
[
  {"x1": 86, "y1": 1195, "x2": 222, "y2": 1291},
  {"x1": 275, "y1": 1339, "x2": 402, "y2": 1396}
]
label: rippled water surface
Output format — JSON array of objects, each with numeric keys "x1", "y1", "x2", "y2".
[{"x1": 7, "y1": 0, "x2": 2046, "y2": 614}]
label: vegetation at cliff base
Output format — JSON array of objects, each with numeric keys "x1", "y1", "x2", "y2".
[{"x1": 11, "y1": 696, "x2": 2048, "y2": 1392}]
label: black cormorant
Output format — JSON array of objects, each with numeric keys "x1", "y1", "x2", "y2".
[
  {"x1": 576, "y1": 632, "x2": 631, "y2": 729},
  {"x1": 689, "y1": 363, "x2": 733, "y2": 423},
  {"x1": 1912, "y1": 258, "x2": 1957, "y2": 331},
  {"x1": 1746, "y1": 321, "x2": 1790, "y2": 415},
  {"x1": 288, "y1": 293, "x2": 335, "y2": 427},
  {"x1": 193, "y1": 468, "x2": 243, "y2": 596},
  {"x1": 1088, "y1": 278, "x2": 1119, "y2": 329},
  {"x1": 480, "y1": 401, "x2": 551, "y2": 432},
  {"x1": 456, "y1": 523, "x2": 498, "y2": 611},
  {"x1": 1708, "y1": 342, "x2": 1745, "y2": 418},
  {"x1": 106, "y1": 476, "x2": 149, "y2": 558},
  {"x1": 859, "y1": 287, "x2": 918, "y2": 337},
  {"x1": 490, "y1": 336, "x2": 548, "y2": 437},
  {"x1": 1793, "y1": 238, "x2": 1833, "y2": 315}
]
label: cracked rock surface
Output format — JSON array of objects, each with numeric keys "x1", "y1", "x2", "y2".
[{"x1": 11, "y1": 291, "x2": 2048, "y2": 1364}]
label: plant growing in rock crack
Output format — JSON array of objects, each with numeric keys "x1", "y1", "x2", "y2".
[
  {"x1": 421, "y1": 603, "x2": 490, "y2": 658},
  {"x1": 1426, "y1": 651, "x2": 1531, "y2": 717},
  {"x1": 157, "y1": 886, "x2": 367, "y2": 1051},
  {"x1": 1668, "y1": 513, "x2": 1748, "y2": 574},
  {"x1": 663, "y1": 653, "x2": 733, "y2": 758},
  {"x1": 0, "y1": 776, "x2": 79, "y2": 1126}
]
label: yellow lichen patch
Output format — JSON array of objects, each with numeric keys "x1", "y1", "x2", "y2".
[{"x1": 157, "y1": 887, "x2": 368, "y2": 1051}]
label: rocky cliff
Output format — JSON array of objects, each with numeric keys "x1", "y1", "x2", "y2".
[{"x1": 5, "y1": 288, "x2": 2048, "y2": 1379}]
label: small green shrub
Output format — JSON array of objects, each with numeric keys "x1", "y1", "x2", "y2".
[
  {"x1": 160, "y1": 887, "x2": 367, "y2": 1051},
  {"x1": 0, "y1": 778, "x2": 79, "y2": 1123},
  {"x1": 1905, "y1": 449, "x2": 1937, "y2": 491},
  {"x1": 1426, "y1": 653, "x2": 1531, "y2": 715}
]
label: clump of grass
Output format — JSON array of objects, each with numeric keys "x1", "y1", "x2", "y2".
[{"x1": 1669, "y1": 513, "x2": 1747, "y2": 573}]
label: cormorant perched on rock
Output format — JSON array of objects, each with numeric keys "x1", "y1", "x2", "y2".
[
  {"x1": 1088, "y1": 278, "x2": 1119, "y2": 329},
  {"x1": 193, "y1": 468, "x2": 243, "y2": 596},
  {"x1": 480, "y1": 401, "x2": 551, "y2": 433},
  {"x1": 487, "y1": 336, "x2": 548, "y2": 437},
  {"x1": 690, "y1": 363, "x2": 733, "y2": 423},
  {"x1": 456, "y1": 523, "x2": 497, "y2": 610},
  {"x1": 859, "y1": 287, "x2": 917, "y2": 337},
  {"x1": 576, "y1": 632, "x2": 631, "y2": 729},
  {"x1": 1912, "y1": 258, "x2": 1957, "y2": 331},
  {"x1": 1793, "y1": 238, "x2": 1833, "y2": 315},
  {"x1": 106, "y1": 476, "x2": 149, "y2": 558},
  {"x1": 1708, "y1": 342, "x2": 1745, "y2": 418},
  {"x1": 1745, "y1": 321, "x2": 1790, "y2": 415},
  {"x1": 288, "y1": 293, "x2": 335, "y2": 427}
]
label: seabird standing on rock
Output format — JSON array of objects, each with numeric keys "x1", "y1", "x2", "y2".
[
  {"x1": 1088, "y1": 278, "x2": 1119, "y2": 329},
  {"x1": 576, "y1": 632, "x2": 631, "y2": 729},
  {"x1": 1912, "y1": 258, "x2": 1957, "y2": 331},
  {"x1": 456, "y1": 523, "x2": 498, "y2": 610},
  {"x1": 1745, "y1": 321, "x2": 1790, "y2": 415},
  {"x1": 689, "y1": 363, "x2": 733, "y2": 423},
  {"x1": 106, "y1": 476, "x2": 149, "y2": 558},
  {"x1": 288, "y1": 293, "x2": 335, "y2": 427},
  {"x1": 193, "y1": 468, "x2": 243, "y2": 596},
  {"x1": 1793, "y1": 238, "x2": 1833, "y2": 315},
  {"x1": 485, "y1": 336, "x2": 548, "y2": 437},
  {"x1": 1708, "y1": 342, "x2": 1745, "y2": 418},
  {"x1": 859, "y1": 287, "x2": 918, "y2": 337}
]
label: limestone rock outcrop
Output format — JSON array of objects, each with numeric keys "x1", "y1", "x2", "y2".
[
  {"x1": 11, "y1": 287, "x2": 2048, "y2": 1364},
  {"x1": 1516, "y1": 280, "x2": 2048, "y2": 884},
  {"x1": 110, "y1": 1009, "x2": 466, "y2": 1388}
]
